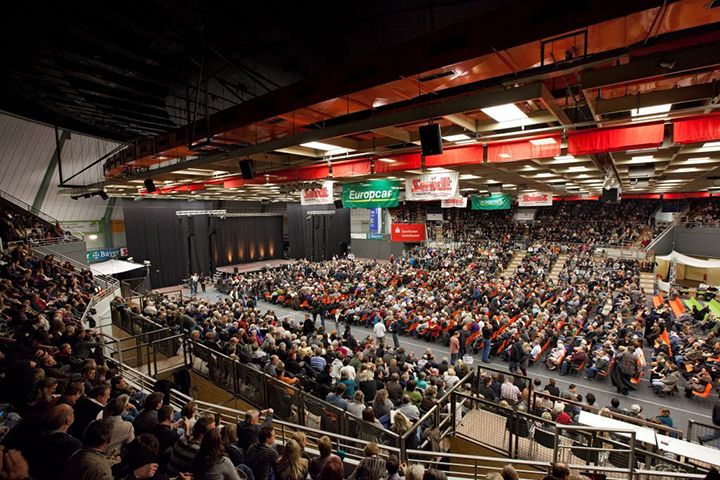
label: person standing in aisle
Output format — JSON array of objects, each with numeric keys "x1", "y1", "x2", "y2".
[
  {"x1": 374, "y1": 318, "x2": 386, "y2": 347},
  {"x1": 190, "y1": 273, "x2": 199, "y2": 295},
  {"x1": 481, "y1": 321, "x2": 493, "y2": 363},
  {"x1": 450, "y1": 332, "x2": 460, "y2": 365},
  {"x1": 200, "y1": 272, "x2": 206, "y2": 292},
  {"x1": 389, "y1": 317, "x2": 400, "y2": 348}
]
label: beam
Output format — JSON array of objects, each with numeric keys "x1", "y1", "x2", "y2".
[
  {"x1": 443, "y1": 114, "x2": 477, "y2": 133},
  {"x1": 371, "y1": 126, "x2": 415, "y2": 144},
  {"x1": 72, "y1": 83, "x2": 547, "y2": 192},
  {"x1": 594, "y1": 83, "x2": 718, "y2": 115},
  {"x1": 582, "y1": 40, "x2": 720, "y2": 90}
]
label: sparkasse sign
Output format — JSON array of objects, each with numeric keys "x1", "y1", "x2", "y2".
[{"x1": 391, "y1": 223, "x2": 426, "y2": 242}]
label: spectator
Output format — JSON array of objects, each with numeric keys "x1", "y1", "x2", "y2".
[
  {"x1": 69, "y1": 384, "x2": 111, "y2": 440},
  {"x1": 348, "y1": 442, "x2": 386, "y2": 480},
  {"x1": 236, "y1": 408, "x2": 274, "y2": 452},
  {"x1": 152, "y1": 405, "x2": 182, "y2": 456},
  {"x1": 276, "y1": 438, "x2": 309, "y2": 480},
  {"x1": 103, "y1": 394, "x2": 135, "y2": 456},
  {"x1": 60, "y1": 418, "x2": 158, "y2": 480},
  {"x1": 309, "y1": 435, "x2": 338, "y2": 480},
  {"x1": 28, "y1": 405, "x2": 82, "y2": 480},
  {"x1": 318, "y1": 455, "x2": 344, "y2": 480},
  {"x1": 167, "y1": 415, "x2": 216, "y2": 477},
  {"x1": 244, "y1": 426, "x2": 279, "y2": 480},
  {"x1": 133, "y1": 392, "x2": 164, "y2": 435},
  {"x1": 191, "y1": 428, "x2": 240, "y2": 480}
]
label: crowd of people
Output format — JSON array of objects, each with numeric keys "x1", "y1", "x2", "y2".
[
  {"x1": 390, "y1": 199, "x2": 661, "y2": 247},
  {"x1": 0, "y1": 205, "x2": 72, "y2": 246},
  {"x1": 684, "y1": 198, "x2": 720, "y2": 227}
]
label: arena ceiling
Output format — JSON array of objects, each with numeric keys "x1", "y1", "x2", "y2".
[{"x1": 4, "y1": 1, "x2": 720, "y2": 201}]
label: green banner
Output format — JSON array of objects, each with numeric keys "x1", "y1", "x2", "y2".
[
  {"x1": 471, "y1": 193, "x2": 512, "y2": 210},
  {"x1": 342, "y1": 180, "x2": 400, "y2": 208}
]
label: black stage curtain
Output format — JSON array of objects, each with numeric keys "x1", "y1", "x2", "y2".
[
  {"x1": 213, "y1": 216, "x2": 283, "y2": 267},
  {"x1": 124, "y1": 199, "x2": 285, "y2": 288},
  {"x1": 287, "y1": 203, "x2": 350, "y2": 261},
  {"x1": 123, "y1": 199, "x2": 212, "y2": 288}
]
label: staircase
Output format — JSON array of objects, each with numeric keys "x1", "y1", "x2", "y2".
[
  {"x1": 548, "y1": 253, "x2": 568, "y2": 283},
  {"x1": 640, "y1": 272, "x2": 656, "y2": 295},
  {"x1": 503, "y1": 250, "x2": 526, "y2": 276}
]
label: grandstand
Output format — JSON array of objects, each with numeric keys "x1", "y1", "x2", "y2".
[{"x1": 4, "y1": 2, "x2": 720, "y2": 480}]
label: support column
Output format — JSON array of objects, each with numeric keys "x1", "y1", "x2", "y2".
[{"x1": 33, "y1": 129, "x2": 71, "y2": 214}]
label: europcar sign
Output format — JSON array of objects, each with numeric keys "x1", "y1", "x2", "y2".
[{"x1": 342, "y1": 180, "x2": 400, "y2": 208}]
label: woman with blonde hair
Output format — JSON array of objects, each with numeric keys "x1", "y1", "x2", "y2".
[
  {"x1": 390, "y1": 411, "x2": 419, "y2": 449},
  {"x1": 347, "y1": 390, "x2": 366, "y2": 418},
  {"x1": 276, "y1": 438, "x2": 309, "y2": 480}
]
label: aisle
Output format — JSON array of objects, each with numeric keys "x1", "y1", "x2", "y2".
[{"x1": 255, "y1": 299, "x2": 715, "y2": 433}]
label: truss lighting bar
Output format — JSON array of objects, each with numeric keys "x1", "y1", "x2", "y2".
[
  {"x1": 222, "y1": 213, "x2": 284, "y2": 217},
  {"x1": 175, "y1": 210, "x2": 228, "y2": 216},
  {"x1": 307, "y1": 210, "x2": 336, "y2": 216}
]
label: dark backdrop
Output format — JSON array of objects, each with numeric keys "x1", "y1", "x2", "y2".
[
  {"x1": 287, "y1": 203, "x2": 350, "y2": 261},
  {"x1": 123, "y1": 199, "x2": 284, "y2": 288},
  {"x1": 213, "y1": 216, "x2": 283, "y2": 267}
]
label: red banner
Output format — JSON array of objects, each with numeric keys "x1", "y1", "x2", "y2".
[
  {"x1": 673, "y1": 113, "x2": 720, "y2": 144},
  {"x1": 487, "y1": 134, "x2": 561, "y2": 163},
  {"x1": 391, "y1": 223, "x2": 426, "y2": 242},
  {"x1": 567, "y1": 122, "x2": 664, "y2": 155}
]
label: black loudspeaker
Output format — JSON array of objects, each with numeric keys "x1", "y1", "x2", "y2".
[
  {"x1": 334, "y1": 200, "x2": 343, "y2": 209},
  {"x1": 419, "y1": 123, "x2": 443, "y2": 156},
  {"x1": 234, "y1": 267, "x2": 239, "y2": 274},
  {"x1": 187, "y1": 216, "x2": 195, "y2": 237},
  {"x1": 98, "y1": 191, "x2": 108, "y2": 200},
  {"x1": 239, "y1": 160, "x2": 256, "y2": 179},
  {"x1": 144, "y1": 179, "x2": 156, "y2": 193},
  {"x1": 602, "y1": 188, "x2": 620, "y2": 204}
]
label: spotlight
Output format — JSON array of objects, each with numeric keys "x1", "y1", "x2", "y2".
[
  {"x1": 71, "y1": 195, "x2": 80, "y2": 201},
  {"x1": 99, "y1": 191, "x2": 108, "y2": 200}
]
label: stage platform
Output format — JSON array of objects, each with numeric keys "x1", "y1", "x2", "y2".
[{"x1": 216, "y1": 259, "x2": 293, "y2": 274}]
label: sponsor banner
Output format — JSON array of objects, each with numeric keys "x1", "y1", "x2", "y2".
[
  {"x1": 62, "y1": 220, "x2": 101, "y2": 234},
  {"x1": 350, "y1": 233, "x2": 367, "y2": 240},
  {"x1": 367, "y1": 233, "x2": 383, "y2": 240},
  {"x1": 518, "y1": 192, "x2": 553, "y2": 207},
  {"x1": 87, "y1": 247, "x2": 128, "y2": 263},
  {"x1": 441, "y1": 196, "x2": 468, "y2": 208},
  {"x1": 300, "y1": 181, "x2": 334, "y2": 206},
  {"x1": 369, "y1": 208, "x2": 382, "y2": 233},
  {"x1": 342, "y1": 180, "x2": 400, "y2": 208},
  {"x1": 391, "y1": 223, "x2": 426, "y2": 242},
  {"x1": 426, "y1": 208, "x2": 443, "y2": 222},
  {"x1": 471, "y1": 193, "x2": 512, "y2": 210},
  {"x1": 405, "y1": 171, "x2": 459, "y2": 201}
]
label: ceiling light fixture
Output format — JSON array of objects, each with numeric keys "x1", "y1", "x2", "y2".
[
  {"x1": 481, "y1": 103, "x2": 528, "y2": 123},
  {"x1": 459, "y1": 174, "x2": 481, "y2": 180},
  {"x1": 377, "y1": 158, "x2": 397, "y2": 163},
  {"x1": 301, "y1": 142, "x2": 354, "y2": 155},
  {"x1": 442, "y1": 134, "x2": 471, "y2": 142},
  {"x1": 631, "y1": 104, "x2": 671, "y2": 117},
  {"x1": 498, "y1": 153, "x2": 512, "y2": 159},
  {"x1": 552, "y1": 155, "x2": 577, "y2": 164}
]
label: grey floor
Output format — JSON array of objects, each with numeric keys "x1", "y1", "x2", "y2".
[{"x1": 172, "y1": 285, "x2": 716, "y2": 434}]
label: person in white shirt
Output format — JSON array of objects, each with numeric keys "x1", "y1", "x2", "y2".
[{"x1": 373, "y1": 319, "x2": 386, "y2": 347}]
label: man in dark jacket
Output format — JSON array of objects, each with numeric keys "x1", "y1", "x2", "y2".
[
  {"x1": 152, "y1": 405, "x2": 182, "y2": 455},
  {"x1": 236, "y1": 408, "x2": 274, "y2": 453},
  {"x1": 28, "y1": 405, "x2": 82, "y2": 480},
  {"x1": 68, "y1": 384, "x2": 110, "y2": 440},
  {"x1": 133, "y1": 392, "x2": 164, "y2": 435}
]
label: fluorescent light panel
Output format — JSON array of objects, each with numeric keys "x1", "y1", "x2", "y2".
[
  {"x1": 481, "y1": 103, "x2": 528, "y2": 123},
  {"x1": 529, "y1": 137, "x2": 557, "y2": 146},
  {"x1": 442, "y1": 134, "x2": 471, "y2": 142},
  {"x1": 631, "y1": 104, "x2": 671, "y2": 117}
]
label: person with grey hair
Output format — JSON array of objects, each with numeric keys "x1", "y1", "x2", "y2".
[
  {"x1": 404, "y1": 464, "x2": 425, "y2": 480},
  {"x1": 103, "y1": 394, "x2": 135, "y2": 456}
]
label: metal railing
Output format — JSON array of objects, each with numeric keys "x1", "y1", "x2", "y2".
[{"x1": 100, "y1": 330, "x2": 711, "y2": 480}]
